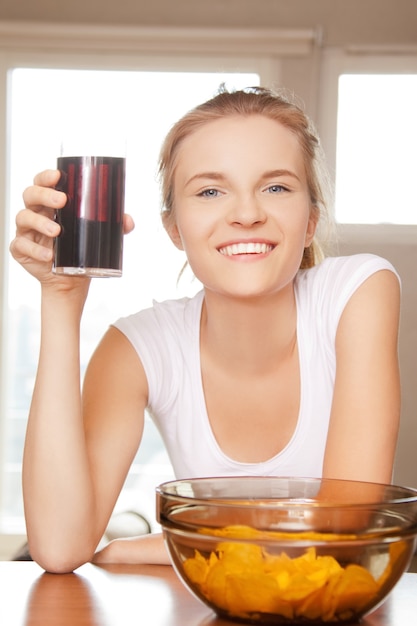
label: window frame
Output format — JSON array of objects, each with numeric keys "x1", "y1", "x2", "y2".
[{"x1": 317, "y1": 46, "x2": 417, "y2": 240}]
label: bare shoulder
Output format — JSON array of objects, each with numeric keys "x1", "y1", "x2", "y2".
[
  {"x1": 357, "y1": 266, "x2": 400, "y2": 296},
  {"x1": 337, "y1": 267, "x2": 400, "y2": 349},
  {"x1": 341, "y1": 267, "x2": 400, "y2": 322},
  {"x1": 83, "y1": 325, "x2": 149, "y2": 412},
  {"x1": 91, "y1": 325, "x2": 146, "y2": 371}
]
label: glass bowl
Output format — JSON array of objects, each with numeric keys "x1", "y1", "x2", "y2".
[{"x1": 156, "y1": 476, "x2": 417, "y2": 624}]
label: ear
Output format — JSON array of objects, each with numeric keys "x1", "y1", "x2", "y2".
[
  {"x1": 304, "y1": 208, "x2": 318, "y2": 248},
  {"x1": 162, "y1": 211, "x2": 184, "y2": 250}
]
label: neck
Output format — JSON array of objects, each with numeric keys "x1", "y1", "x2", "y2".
[{"x1": 200, "y1": 285, "x2": 297, "y2": 375}]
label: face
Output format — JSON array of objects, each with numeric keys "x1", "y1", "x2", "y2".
[{"x1": 166, "y1": 115, "x2": 317, "y2": 300}]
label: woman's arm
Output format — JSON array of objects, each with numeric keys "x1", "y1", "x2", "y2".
[
  {"x1": 23, "y1": 323, "x2": 148, "y2": 573},
  {"x1": 11, "y1": 171, "x2": 144, "y2": 573},
  {"x1": 322, "y1": 269, "x2": 401, "y2": 483}
]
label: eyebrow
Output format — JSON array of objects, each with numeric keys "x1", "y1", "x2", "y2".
[
  {"x1": 184, "y1": 171, "x2": 226, "y2": 188},
  {"x1": 260, "y1": 169, "x2": 302, "y2": 182},
  {"x1": 184, "y1": 168, "x2": 301, "y2": 188}
]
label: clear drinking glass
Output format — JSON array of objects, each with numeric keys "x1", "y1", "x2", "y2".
[{"x1": 53, "y1": 134, "x2": 126, "y2": 278}]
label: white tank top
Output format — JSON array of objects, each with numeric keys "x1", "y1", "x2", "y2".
[{"x1": 113, "y1": 254, "x2": 398, "y2": 479}]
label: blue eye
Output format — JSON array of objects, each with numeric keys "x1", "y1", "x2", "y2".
[
  {"x1": 266, "y1": 184, "x2": 287, "y2": 193},
  {"x1": 199, "y1": 188, "x2": 220, "y2": 197}
]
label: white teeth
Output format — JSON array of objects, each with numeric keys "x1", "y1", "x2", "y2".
[{"x1": 219, "y1": 242, "x2": 273, "y2": 256}]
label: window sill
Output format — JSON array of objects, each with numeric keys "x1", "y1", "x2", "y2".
[{"x1": 0, "y1": 534, "x2": 27, "y2": 561}]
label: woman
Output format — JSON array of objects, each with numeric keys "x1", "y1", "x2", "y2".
[{"x1": 10, "y1": 87, "x2": 401, "y2": 573}]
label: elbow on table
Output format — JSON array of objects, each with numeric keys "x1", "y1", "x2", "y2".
[{"x1": 29, "y1": 541, "x2": 94, "y2": 574}]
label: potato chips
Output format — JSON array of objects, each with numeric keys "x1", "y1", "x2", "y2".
[{"x1": 183, "y1": 525, "x2": 400, "y2": 622}]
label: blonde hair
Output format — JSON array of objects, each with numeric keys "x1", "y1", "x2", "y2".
[{"x1": 159, "y1": 86, "x2": 334, "y2": 269}]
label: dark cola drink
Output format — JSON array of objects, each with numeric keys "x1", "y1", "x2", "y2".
[{"x1": 53, "y1": 156, "x2": 125, "y2": 277}]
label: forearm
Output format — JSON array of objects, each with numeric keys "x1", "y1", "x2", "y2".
[
  {"x1": 23, "y1": 284, "x2": 98, "y2": 571},
  {"x1": 92, "y1": 533, "x2": 171, "y2": 565}
]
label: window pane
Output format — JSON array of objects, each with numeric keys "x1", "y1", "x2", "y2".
[
  {"x1": 3, "y1": 69, "x2": 259, "y2": 531},
  {"x1": 335, "y1": 74, "x2": 417, "y2": 224}
]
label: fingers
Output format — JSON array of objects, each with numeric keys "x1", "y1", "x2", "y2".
[
  {"x1": 15, "y1": 205, "x2": 60, "y2": 236},
  {"x1": 10, "y1": 170, "x2": 66, "y2": 278},
  {"x1": 10, "y1": 205, "x2": 58, "y2": 263},
  {"x1": 22, "y1": 182, "x2": 67, "y2": 215},
  {"x1": 123, "y1": 213, "x2": 135, "y2": 235},
  {"x1": 32, "y1": 168, "x2": 62, "y2": 188},
  {"x1": 9, "y1": 228, "x2": 54, "y2": 264},
  {"x1": 13, "y1": 186, "x2": 62, "y2": 256},
  {"x1": 15, "y1": 169, "x2": 66, "y2": 249}
]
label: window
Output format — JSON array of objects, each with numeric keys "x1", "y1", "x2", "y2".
[
  {"x1": 335, "y1": 74, "x2": 417, "y2": 225},
  {"x1": 318, "y1": 49, "x2": 417, "y2": 227},
  {"x1": 3, "y1": 68, "x2": 261, "y2": 532}
]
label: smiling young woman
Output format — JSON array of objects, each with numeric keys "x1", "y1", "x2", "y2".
[
  {"x1": 9, "y1": 86, "x2": 400, "y2": 572},
  {"x1": 167, "y1": 114, "x2": 316, "y2": 301}
]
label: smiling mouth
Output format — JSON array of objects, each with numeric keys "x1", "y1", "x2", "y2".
[{"x1": 218, "y1": 242, "x2": 275, "y2": 256}]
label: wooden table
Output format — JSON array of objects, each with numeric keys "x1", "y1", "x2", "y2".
[{"x1": 0, "y1": 561, "x2": 416, "y2": 625}]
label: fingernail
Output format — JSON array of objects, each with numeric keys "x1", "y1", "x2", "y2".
[
  {"x1": 52, "y1": 191, "x2": 64, "y2": 205},
  {"x1": 41, "y1": 248, "x2": 53, "y2": 261},
  {"x1": 46, "y1": 222, "x2": 60, "y2": 235}
]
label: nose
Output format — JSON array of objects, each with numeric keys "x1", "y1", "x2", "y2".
[{"x1": 227, "y1": 193, "x2": 266, "y2": 227}]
